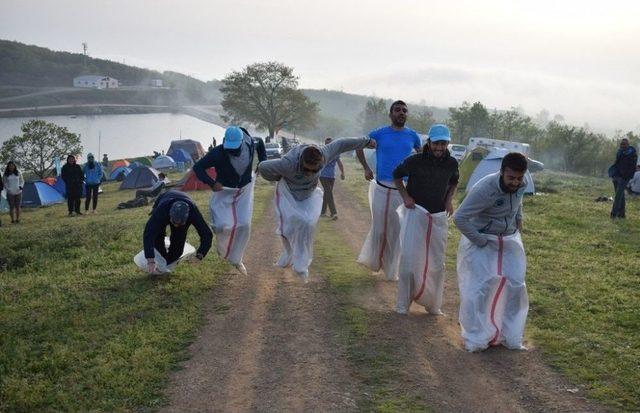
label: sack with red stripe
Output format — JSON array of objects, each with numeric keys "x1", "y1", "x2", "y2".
[
  {"x1": 209, "y1": 179, "x2": 255, "y2": 266},
  {"x1": 357, "y1": 181, "x2": 403, "y2": 281},
  {"x1": 274, "y1": 180, "x2": 323, "y2": 280},
  {"x1": 133, "y1": 237, "x2": 196, "y2": 274},
  {"x1": 457, "y1": 233, "x2": 528, "y2": 352},
  {"x1": 396, "y1": 205, "x2": 448, "y2": 314}
]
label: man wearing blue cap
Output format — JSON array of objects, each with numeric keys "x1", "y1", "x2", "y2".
[
  {"x1": 392, "y1": 124, "x2": 459, "y2": 315},
  {"x1": 355, "y1": 100, "x2": 423, "y2": 281},
  {"x1": 142, "y1": 190, "x2": 213, "y2": 274},
  {"x1": 192, "y1": 126, "x2": 267, "y2": 275}
]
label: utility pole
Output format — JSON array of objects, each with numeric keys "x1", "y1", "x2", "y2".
[
  {"x1": 98, "y1": 131, "x2": 102, "y2": 160},
  {"x1": 82, "y1": 42, "x2": 88, "y2": 70}
]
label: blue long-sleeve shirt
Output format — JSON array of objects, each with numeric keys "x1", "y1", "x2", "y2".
[
  {"x1": 83, "y1": 162, "x2": 104, "y2": 185},
  {"x1": 193, "y1": 135, "x2": 267, "y2": 188},
  {"x1": 143, "y1": 190, "x2": 213, "y2": 259}
]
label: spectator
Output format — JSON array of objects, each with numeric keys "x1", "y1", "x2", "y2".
[
  {"x1": 3, "y1": 161, "x2": 24, "y2": 223},
  {"x1": 319, "y1": 138, "x2": 345, "y2": 220},
  {"x1": 83, "y1": 153, "x2": 104, "y2": 214},
  {"x1": 609, "y1": 138, "x2": 638, "y2": 218},
  {"x1": 61, "y1": 155, "x2": 84, "y2": 216}
]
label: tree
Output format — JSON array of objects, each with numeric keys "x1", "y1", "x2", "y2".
[
  {"x1": 0, "y1": 120, "x2": 82, "y2": 178},
  {"x1": 447, "y1": 101, "x2": 471, "y2": 144},
  {"x1": 220, "y1": 62, "x2": 319, "y2": 138},
  {"x1": 408, "y1": 109, "x2": 436, "y2": 134},
  {"x1": 358, "y1": 97, "x2": 388, "y2": 134}
]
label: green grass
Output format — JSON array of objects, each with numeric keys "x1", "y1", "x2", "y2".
[
  {"x1": 341, "y1": 158, "x2": 640, "y2": 411},
  {"x1": 314, "y1": 219, "x2": 431, "y2": 412},
  {"x1": 0, "y1": 181, "x2": 228, "y2": 412}
]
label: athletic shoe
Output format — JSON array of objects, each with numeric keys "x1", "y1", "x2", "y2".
[
  {"x1": 295, "y1": 269, "x2": 309, "y2": 281},
  {"x1": 505, "y1": 343, "x2": 529, "y2": 351},
  {"x1": 464, "y1": 341, "x2": 489, "y2": 353},
  {"x1": 331, "y1": 215, "x2": 338, "y2": 220},
  {"x1": 235, "y1": 262, "x2": 248, "y2": 276}
]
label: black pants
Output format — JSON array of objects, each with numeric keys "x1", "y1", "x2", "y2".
[
  {"x1": 320, "y1": 177, "x2": 337, "y2": 216},
  {"x1": 67, "y1": 197, "x2": 81, "y2": 213},
  {"x1": 154, "y1": 224, "x2": 188, "y2": 265},
  {"x1": 85, "y1": 184, "x2": 99, "y2": 211}
]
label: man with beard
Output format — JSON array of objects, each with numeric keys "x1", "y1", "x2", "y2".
[
  {"x1": 355, "y1": 100, "x2": 422, "y2": 281},
  {"x1": 392, "y1": 124, "x2": 459, "y2": 315},
  {"x1": 193, "y1": 126, "x2": 267, "y2": 275},
  {"x1": 454, "y1": 152, "x2": 529, "y2": 352}
]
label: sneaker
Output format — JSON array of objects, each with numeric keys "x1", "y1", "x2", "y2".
[
  {"x1": 464, "y1": 341, "x2": 489, "y2": 353},
  {"x1": 76, "y1": 211, "x2": 83, "y2": 215},
  {"x1": 68, "y1": 212, "x2": 74, "y2": 217},
  {"x1": 234, "y1": 262, "x2": 248, "y2": 276},
  {"x1": 295, "y1": 269, "x2": 309, "y2": 281},
  {"x1": 331, "y1": 215, "x2": 338, "y2": 221},
  {"x1": 505, "y1": 342, "x2": 529, "y2": 351}
]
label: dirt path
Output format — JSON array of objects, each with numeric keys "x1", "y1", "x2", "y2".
[
  {"x1": 330, "y1": 182, "x2": 606, "y2": 413},
  {"x1": 160, "y1": 199, "x2": 359, "y2": 412}
]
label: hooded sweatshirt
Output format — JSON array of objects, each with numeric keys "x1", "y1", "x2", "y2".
[
  {"x1": 258, "y1": 137, "x2": 370, "y2": 201},
  {"x1": 83, "y1": 159, "x2": 104, "y2": 185},
  {"x1": 453, "y1": 171, "x2": 526, "y2": 247}
]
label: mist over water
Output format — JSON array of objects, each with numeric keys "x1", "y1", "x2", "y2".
[{"x1": 0, "y1": 113, "x2": 226, "y2": 160}]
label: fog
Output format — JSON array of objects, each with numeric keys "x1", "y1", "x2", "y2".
[{"x1": 1, "y1": 0, "x2": 639, "y2": 133}]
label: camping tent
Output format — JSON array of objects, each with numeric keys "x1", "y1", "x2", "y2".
[
  {"x1": 110, "y1": 166, "x2": 132, "y2": 181},
  {"x1": 132, "y1": 157, "x2": 152, "y2": 166},
  {"x1": 459, "y1": 148, "x2": 536, "y2": 194},
  {"x1": 51, "y1": 177, "x2": 86, "y2": 197},
  {"x1": 152, "y1": 155, "x2": 176, "y2": 170},
  {"x1": 112, "y1": 159, "x2": 130, "y2": 168},
  {"x1": 119, "y1": 166, "x2": 160, "y2": 189},
  {"x1": 180, "y1": 168, "x2": 217, "y2": 191},
  {"x1": 21, "y1": 181, "x2": 65, "y2": 207},
  {"x1": 170, "y1": 148, "x2": 193, "y2": 164},
  {"x1": 167, "y1": 139, "x2": 205, "y2": 161},
  {"x1": 0, "y1": 191, "x2": 8, "y2": 213},
  {"x1": 128, "y1": 161, "x2": 145, "y2": 169}
]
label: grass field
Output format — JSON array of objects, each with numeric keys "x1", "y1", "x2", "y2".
[
  {"x1": 0, "y1": 179, "x2": 230, "y2": 412},
  {"x1": 341, "y1": 158, "x2": 640, "y2": 411}
]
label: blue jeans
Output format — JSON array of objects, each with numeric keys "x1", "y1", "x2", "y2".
[{"x1": 611, "y1": 177, "x2": 630, "y2": 218}]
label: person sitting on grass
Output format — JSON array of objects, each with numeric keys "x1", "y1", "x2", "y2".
[
  {"x1": 135, "y1": 173, "x2": 168, "y2": 200},
  {"x1": 141, "y1": 190, "x2": 213, "y2": 274}
]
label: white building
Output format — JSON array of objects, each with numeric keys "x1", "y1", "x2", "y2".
[
  {"x1": 150, "y1": 79, "x2": 163, "y2": 87},
  {"x1": 73, "y1": 75, "x2": 119, "y2": 89}
]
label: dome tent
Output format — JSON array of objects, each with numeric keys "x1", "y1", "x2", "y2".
[
  {"x1": 110, "y1": 166, "x2": 132, "y2": 181},
  {"x1": 112, "y1": 159, "x2": 130, "y2": 168},
  {"x1": 151, "y1": 155, "x2": 176, "y2": 170},
  {"x1": 459, "y1": 148, "x2": 536, "y2": 194},
  {"x1": 170, "y1": 148, "x2": 193, "y2": 164},
  {"x1": 131, "y1": 157, "x2": 152, "y2": 166},
  {"x1": 21, "y1": 181, "x2": 65, "y2": 207},
  {"x1": 180, "y1": 168, "x2": 217, "y2": 191},
  {"x1": 51, "y1": 177, "x2": 86, "y2": 197},
  {"x1": 167, "y1": 139, "x2": 205, "y2": 161},
  {"x1": 119, "y1": 166, "x2": 160, "y2": 190}
]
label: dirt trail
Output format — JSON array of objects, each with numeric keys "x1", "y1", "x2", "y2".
[
  {"x1": 330, "y1": 183, "x2": 606, "y2": 413},
  {"x1": 160, "y1": 200, "x2": 359, "y2": 413}
]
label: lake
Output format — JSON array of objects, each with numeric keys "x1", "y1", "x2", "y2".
[{"x1": 0, "y1": 113, "x2": 227, "y2": 160}]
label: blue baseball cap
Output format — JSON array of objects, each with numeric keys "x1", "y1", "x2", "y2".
[
  {"x1": 428, "y1": 124, "x2": 451, "y2": 142},
  {"x1": 169, "y1": 201, "x2": 190, "y2": 225},
  {"x1": 223, "y1": 126, "x2": 244, "y2": 149}
]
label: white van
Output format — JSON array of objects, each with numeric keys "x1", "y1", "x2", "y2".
[
  {"x1": 467, "y1": 137, "x2": 530, "y2": 156},
  {"x1": 448, "y1": 144, "x2": 467, "y2": 161}
]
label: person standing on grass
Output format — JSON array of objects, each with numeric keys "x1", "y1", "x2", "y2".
[
  {"x1": 319, "y1": 137, "x2": 345, "y2": 220},
  {"x1": 83, "y1": 153, "x2": 103, "y2": 214},
  {"x1": 355, "y1": 100, "x2": 422, "y2": 281},
  {"x1": 393, "y1": 124, "x2": 459, "y2": 315},
  {"x1": 61, "y1": 154, "x2": 84, "y2": 216},
  {"x1": 454, "y1": 152, "x2": 529, "y2": 352},
  {"x1": 609, "y1": 138, "x2": 638, "y2": 218},
  {"x1": 192, "y1": 126, "x2": 267, "y2": 275},
  {"x1": 142, "y1": 190, "x2": 213, "y2": 274},
  {"x1": 3, "y1": 161, "x2": 24, "y2": 224},
  {"x1": 258, "y1": 136, "x2": 376, "y2": 280}
]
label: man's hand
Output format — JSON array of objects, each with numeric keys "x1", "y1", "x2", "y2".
[
  {"x1": 147, "y1": 260, "x2": 157, "y2": 274},
  {"x1": 365, "y1": 138, "x2": 377, "y2": 149},
  {"x1": 195, "y1": 252, "x2": 204, "y2": 261},
  {"x1": 363, "y1": 167, "x2": 374, "y2": 181},
  {"x1": 340, "y1": 173, "x2": 345, "y2": 180},
  {"x1": 403, "y1": 195, "x2": 416, "y2": 209},
  {"x1": 211, "y1": 182, "x2": 223, "y2": 192},
  {"x1": 445, "y1": 200, "x2": 454, "y2": 217}
]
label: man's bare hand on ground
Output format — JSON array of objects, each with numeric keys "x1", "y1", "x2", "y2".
[{"x1": 403, "y1": 195, "x2": 416, "y2": 209}]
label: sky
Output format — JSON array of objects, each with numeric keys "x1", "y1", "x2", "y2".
[{"x1": 1, "y1": 0, "x2": 639, "y2": 134}]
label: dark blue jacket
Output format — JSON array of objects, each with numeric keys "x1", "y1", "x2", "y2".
[
  {"x1": 143, "y1": 190, "x2": 213, "y2": 259},
  {"x1": 611, "y1": 146, "x2": 638, "y2": 180},
  {"x1": 193, "y1": 134, "x2": 267, "y2": 189}
]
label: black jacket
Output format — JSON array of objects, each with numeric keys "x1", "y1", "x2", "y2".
[
  {"x1": 61, "y1": 163, "x2": 84, "y2": 198},
  {"x1": 143, "y1": 190, "x2": 213, "y2": 259},
  {"x1": 193, "y1": 132, "x2": 267, "y2": 189},
  {"x1": 612, "y1": 146, "x2": 638, "y2": 180},
  {"x1": 393, "y1": 149, "x2": 459, "y2": 213}
]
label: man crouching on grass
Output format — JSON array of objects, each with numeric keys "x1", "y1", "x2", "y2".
[
  {"x1": 454, "y1": 152, "x2": 529, "y2": 352},
  {"x1": 140, "y1": 190, "x2": 213, "y2": 274}
]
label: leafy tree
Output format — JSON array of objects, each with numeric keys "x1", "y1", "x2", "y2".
[
  {"x1": 220, "y1": 62, "x2": 319, "y2": 138},
  {"x1": 358, "y1": 98, "x2": 388, "y2": 134},
  {"x1": 408, "y1": 109, "x2": 436, "y2": 134},
  {"x1": 0, "y1": 120, "x2": 82, "y2": 178},
  {"x1": 447, "y1": 101, "x2": 471, "y2": 144},
  {"x1": 468, "y1": 101, "x2": 490, "y2": 138}
]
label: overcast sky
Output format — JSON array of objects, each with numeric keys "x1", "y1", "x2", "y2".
[{"x1": 1, "y1": 0, "x2": 639, "y2": 134}]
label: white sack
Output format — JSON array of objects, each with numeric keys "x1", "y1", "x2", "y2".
[
  {"x1": 134, "y1": 237, "x2": 196, "y2": 274},
  {"x1": 396, "y1": 206, "x2": 448, "y2": 314},
  {"x1": 357, "y1": 181, "x2": 403, "y2": 280},
  {"x1": 274, "y1": 180, "x2": 323, "y2": 280},
  {"x1": 209, "y1": 179, "x2": 255, "y2": 265},
  {"x1": 457, "y1": 233, "x2": 528, "y2": 351}
]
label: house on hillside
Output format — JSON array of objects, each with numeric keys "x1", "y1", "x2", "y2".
[{"x1": 73, "y1": 75, "x2": 119, "y2": 89}]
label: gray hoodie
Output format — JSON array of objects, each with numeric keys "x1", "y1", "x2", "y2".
[
  {"x1": 259, "y1": 137, "x2": 370, "y2": 201},
  {"x1": 453, "y1": 171, "x2": 526, "y2": 247}
]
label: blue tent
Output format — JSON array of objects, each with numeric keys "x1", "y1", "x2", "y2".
[
  {"x1": 129, "y1": 161, "x2": 145, "y2": 169},
  {"x1": 170, "y1": 148, "x2": 193, "y2": 164},
  {"x1": 21, "y1": 181, "x2": 65, "y2": 207},
  {"x1": 110, "y1": 166, "x2": 132, "y2": 181},
  {"x1": 52, "y1": 178, "x2": 86, "y2": 197},
  {"x1": 119, "y1": 166, "x2": 160, "y2": 189}
]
